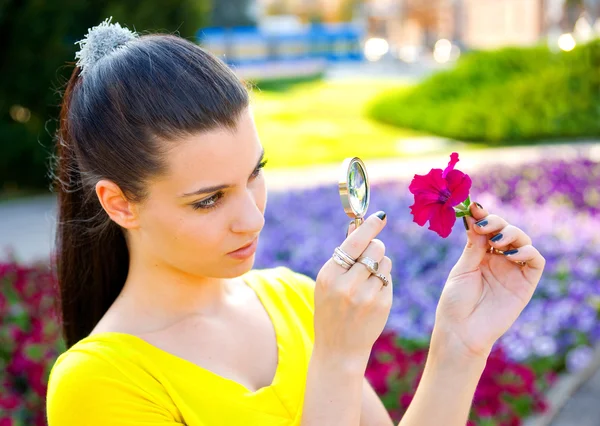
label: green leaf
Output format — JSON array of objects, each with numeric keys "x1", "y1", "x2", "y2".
[
  {"x1": 478, "y1": 418, "x2": 499, "y2": 426},
  {"x1": 24, "y1": 344, "x2": 44, "y2": 362}
]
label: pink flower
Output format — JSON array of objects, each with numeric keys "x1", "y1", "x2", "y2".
[
  {"x1": 399, "y1": 392, "x2": 414, "y2": 409},
  {"x1": 365, "y1": 361, "x2": 395, "y2": 395},
  {"x1": 409, "y1": 152, "x2": 472, "y2": 238}
]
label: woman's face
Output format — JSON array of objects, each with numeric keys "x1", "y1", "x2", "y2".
[{"x1": 135, "y1": 107, "x2": 267, "y2": 279}]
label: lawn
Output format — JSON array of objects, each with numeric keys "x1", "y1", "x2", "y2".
[{"x1": 251, "y1": 79, "x2": 430, "y2": 168}]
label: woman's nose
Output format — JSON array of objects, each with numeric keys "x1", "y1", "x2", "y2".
[{"x1": 230, "y1": 191, "x2": 265, "y2": 234}]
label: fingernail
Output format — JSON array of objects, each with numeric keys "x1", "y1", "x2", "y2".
[
  {"x1": 375, "y1": 211, "x2": 387, "y2": 221},
  {"x1": 345, "y1": 221, "x2": 353, "y2": 237},
  {"x1": 503, "y1": 249, "x2": 519, "y2": 256},
  {"x1": 475, "y1": 202, "x2": 484, "y2": 209},
  {"x1": 490, "y1": 233, "x2": 503, "y2": 242},
  {"x1": 462, "y1": 216, "x2": 469, "y2": 231},
  {"x1": 475, "y1": 219, "x2": 488, "y2": 227}
]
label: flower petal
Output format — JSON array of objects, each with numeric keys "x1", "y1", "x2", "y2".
[
  {"x1": 427, "y1": 202, "x2": 457, "y2": 238},
  {"x1": 409, "y1": 169, "x2": 447, "y2": 195},
  {"x1": 445, "y1": 169, "x2": 472, "y2": 206},
  {"x1": 442, "y1": 152, "x2": 460, "y2": 178},
  {"x1": 410, "y1": 194, "x2": 443, "y2": 226}
]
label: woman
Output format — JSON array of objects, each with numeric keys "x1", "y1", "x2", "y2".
[{"x1": 46, "y1": 18, "x2": 546, "y2": 426}]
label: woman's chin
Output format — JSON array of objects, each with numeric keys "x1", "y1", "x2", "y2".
[{"x1": 221, "y1": 255, "x2": 257, "y2": 277}]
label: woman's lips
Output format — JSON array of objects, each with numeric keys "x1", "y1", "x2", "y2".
[{"x1": 227, "y1": 238, "x2": 258, "y2": 260}]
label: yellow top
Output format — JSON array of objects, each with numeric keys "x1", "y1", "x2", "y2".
[{"x1": 46, "y1": 267, "x2": 316, "y2": 426}]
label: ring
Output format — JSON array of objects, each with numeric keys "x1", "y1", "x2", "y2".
[
  {"x1": 334, "y1": 247, "x2": 356, "y2": 266},
  {"x1": 489, "y1": 246, "x2": 526, "y2": 266},
  {"x1": 375, "y1": 273, "x2": 389, "y2": 287},
  {"x1": 357, "y1": 256, "x2": 379, "y2": 274},
  {"x1": 489, "y1": 247, "x2": 504, "y2": 255},
  {"x1": 332, "y1": 253, "x2": 352, "y2": 270}
]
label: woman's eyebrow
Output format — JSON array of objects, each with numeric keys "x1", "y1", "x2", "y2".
[{"x1": 180, "y1": 148, "x2": 265, "y2": 197}]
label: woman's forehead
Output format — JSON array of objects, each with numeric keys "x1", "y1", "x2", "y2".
[{"x1": 159, "y1": 110, "x2": 262, "y2": 189}]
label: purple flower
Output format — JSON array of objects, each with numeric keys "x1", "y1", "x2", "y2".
[{"x1": 566, "y1": 346, "x2": 595, "y2": 373}]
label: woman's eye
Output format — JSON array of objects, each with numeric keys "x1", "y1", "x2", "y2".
[
  {"x1": 192, "y1": 192, "x2": 224, "y2": 211},
  {"x1": 251, "y1": 160, "x2": 268, "y2": 178}
]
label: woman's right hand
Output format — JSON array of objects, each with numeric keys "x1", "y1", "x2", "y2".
[{"x1": 313, "y1": 211, "x2": 393, "y2": 364}]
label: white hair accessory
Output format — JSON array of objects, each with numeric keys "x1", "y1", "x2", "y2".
[{"x1": 74, "y1": 17, "x2": 138, "y2": 75}]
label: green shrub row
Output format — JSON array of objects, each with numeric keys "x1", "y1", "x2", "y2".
[{"x1": 366, "y1": 40, "x2": 600, "y2": 144}]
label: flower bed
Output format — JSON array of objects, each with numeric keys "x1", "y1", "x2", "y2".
[
  {"x1": 0, "y1": 262, "x2": 64, "y2": 426},
  {"x1": 256, "y1": 157, "x2": 600, "y2": 368},
  {"x1": 254, "y1": 155, "x2": 600, "y2": 424},
  {"x1": 1, "y1": 155, "x2": 598, "y2": 425}
]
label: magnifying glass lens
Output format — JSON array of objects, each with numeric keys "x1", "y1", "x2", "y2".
[
  {"x1": 349, "y1": 162, "x2": 367, "y2": 214},
  {"x1": 339, "y1": 157, "x2": 370, "y2": 226}
]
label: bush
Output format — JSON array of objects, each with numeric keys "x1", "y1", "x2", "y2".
[
  {"x1": 0, "y1": 2, "x2": 210, "y2": 194},
  {"x1": 366, "y1": 40, "x2": 600, "y2": 144}
]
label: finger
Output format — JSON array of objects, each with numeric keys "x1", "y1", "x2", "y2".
[
  {"x1": 365, "y1": 256, "x2": 393, "y2": 297},
  {"x1": 502, "y1": 244, "x2": 546, "y2": 284},
  {"x1": 463, "y1": 202, "x2": 493, "y2": 250},
  {"x1": 346, "y1": 221, "x2": 356, "y2": 238},
  {"x1": 471, "y1": 214, "x2": 509, "y2": 236},
  {"x1": 347, "y1": 238, "x2": 386, "y2": 282},
  {"x1": 468, "y1": 201, "x2": 488, "y2": 222},
  {"x1": 339, "y1": 211, "x2": 387, "y2": 260},
  {"x1": 488, "y1": 224, "x2": 533, "y2": 250},
  {"x1": 356, "y1": 256, "x2": 393, "y2": 302},
  {"x1": 454, "y1": 202, "x2": 492, "y2": 275},
  {"x1": 329, "y1": 254, "x2": 354, "y2": 274}
]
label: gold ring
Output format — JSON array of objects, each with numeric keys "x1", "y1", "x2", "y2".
[{"x1": 489, "y1": 246, "x2": 526, "y2": 266}]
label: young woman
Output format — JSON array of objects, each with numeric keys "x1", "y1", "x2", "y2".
[{"x1": 46, "y1": 18, "x2": 546, "y2": 426}]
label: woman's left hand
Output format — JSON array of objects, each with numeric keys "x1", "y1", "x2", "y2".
[{"x1": 433, "y1": 202, "x2": 546, "y2": 360}]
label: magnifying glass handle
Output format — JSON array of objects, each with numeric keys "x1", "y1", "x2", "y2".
[{"x1": 354, "y1": 218, "x2": 364, "y2": 228}]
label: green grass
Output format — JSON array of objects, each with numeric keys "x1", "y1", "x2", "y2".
[{"x1": 250, "y1": 79, "x2": 429, "y2": 168}]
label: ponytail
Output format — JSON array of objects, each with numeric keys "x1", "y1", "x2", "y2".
[
  {"x1": 54, "y1": 69, "x2": 129, "y2": 349},
  {"x1": 52, "y1": 26, "x2": 249, "y2": 349}
]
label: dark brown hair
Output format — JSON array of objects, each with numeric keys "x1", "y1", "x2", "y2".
[{"x1": 54, "y1": 33, "x2": 249, "y2": 348}]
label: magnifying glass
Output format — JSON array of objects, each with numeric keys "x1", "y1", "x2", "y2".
[{"x1": 338, "y1": 157, "x2": 370, "y2": 229}]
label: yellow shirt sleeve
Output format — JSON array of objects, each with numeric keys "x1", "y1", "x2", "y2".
[{"x1": 46, "y1": 346, "x2": 184, "y2": 425}]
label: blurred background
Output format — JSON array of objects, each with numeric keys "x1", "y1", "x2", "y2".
[{"x1": 1, "y1": 1, "x2": 599, "y2": 425}]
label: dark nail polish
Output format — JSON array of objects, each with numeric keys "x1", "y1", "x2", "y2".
[
  {"x1": 475, "y1": 202, "x2": 484, "y2": 209},
  {"x1": 475, "y1": 219, "x2": 488, "y2": 227},
  {"x1": 490, "y1": 233, "x2": 503, "y2": 242},
  {"x1": 375, "y1": 211, "x2": 387, "y2": 221},
  {"x1": 503, "y1": 249, "x2": 519, "y2": 256},
  {"x1": 462, "y1": 216, "x2": 469, "y2": 231}
]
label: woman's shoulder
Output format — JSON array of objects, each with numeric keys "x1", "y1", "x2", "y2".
[
  {"x1": 47, "y1": 333, "x2": 182, "y2": 424},
  {"x1": 48, "y1": 333, "x2": 155, "y2": 387}
]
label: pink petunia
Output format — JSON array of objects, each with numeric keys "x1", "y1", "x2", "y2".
[{"x1": 409, "y1": 152, "x2": 472, "y2": 238}]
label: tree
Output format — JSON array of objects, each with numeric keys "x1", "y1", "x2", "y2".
[
  {"x1": 0, "y1": 0, "x2": 211, "y2": 192},
  {"x1": 209, "y1": 0, "x2": 257, "y2": 28}
]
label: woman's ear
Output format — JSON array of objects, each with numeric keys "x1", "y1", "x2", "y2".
[{"x1": 95, "y1": 180, "x2": 140, "y2": 229}]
